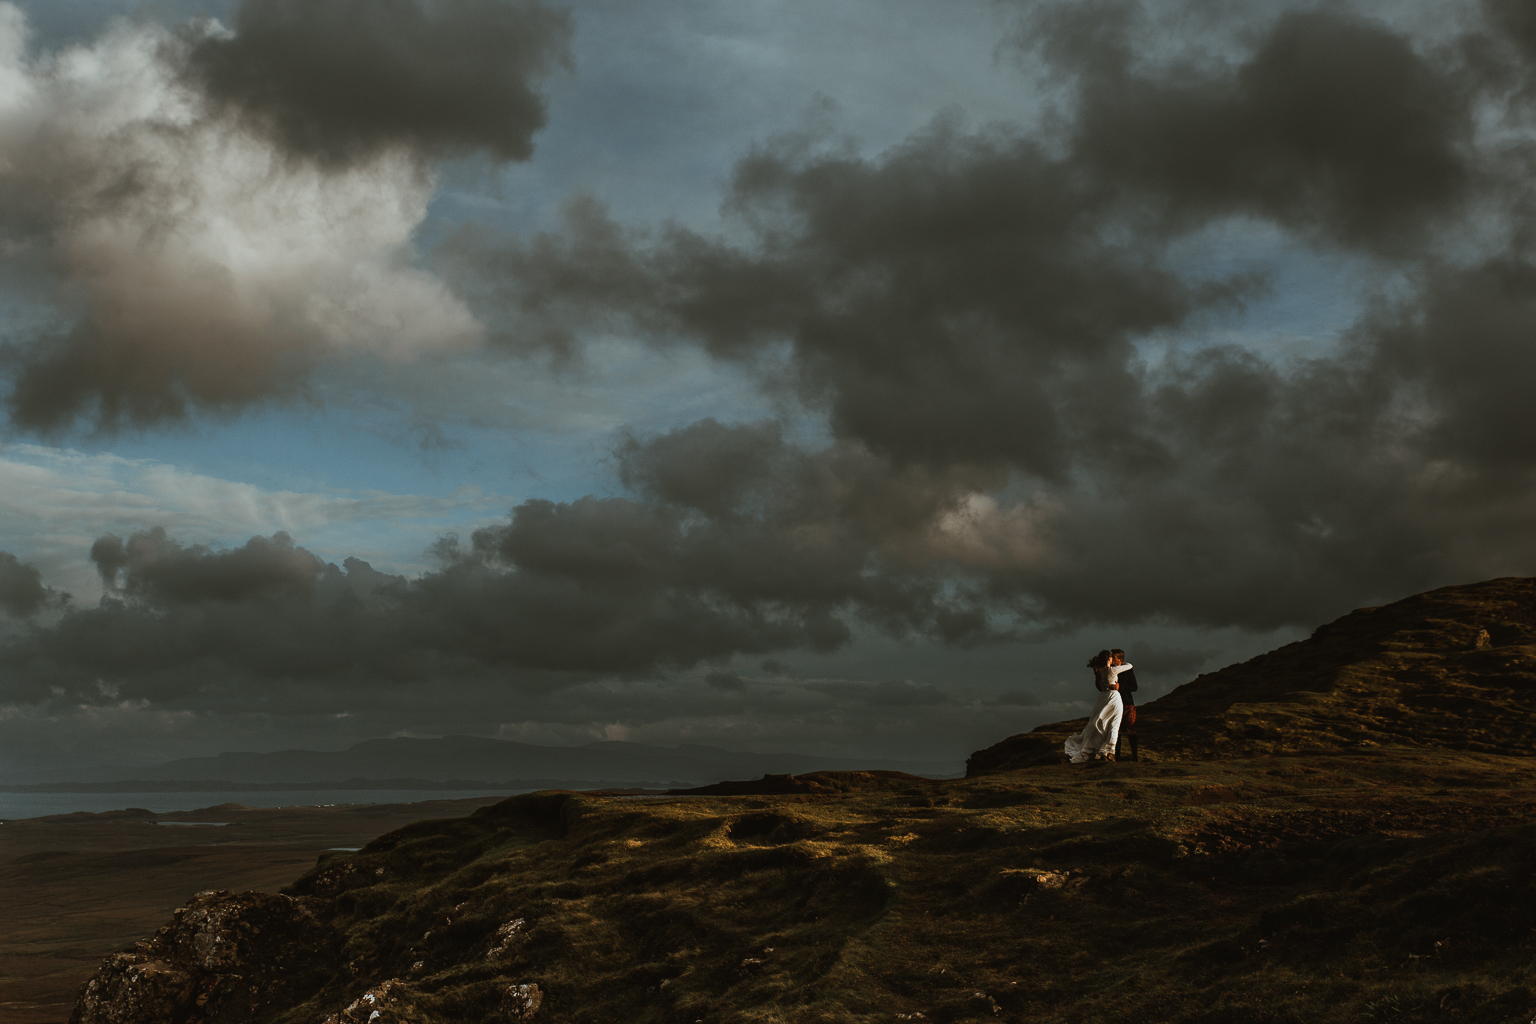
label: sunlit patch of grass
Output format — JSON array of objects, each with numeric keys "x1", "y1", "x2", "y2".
[{"x1": 220, "y1": 751, "x2": 1536, "y2": 1022}]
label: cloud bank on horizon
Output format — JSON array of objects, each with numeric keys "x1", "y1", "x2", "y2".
[{"x1": 0, "y1": 0, "x2": 1534, "y2": 759}]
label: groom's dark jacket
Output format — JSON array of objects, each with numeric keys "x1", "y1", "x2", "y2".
[{"x1": 1117, "y1": 668, "x2": 1139, "y2": 704}]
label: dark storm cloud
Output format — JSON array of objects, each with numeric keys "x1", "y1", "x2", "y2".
[
  {"x1": 1369, "y1": 258, "x2": 1536, "y2": 467},
  {"x1": 0, "y1": 551, "x2": 65, "y2": 618},
  {"x1": 705, "y1": 671, "x2": 747, "y2": 692},
  {"x1": 91, "y1": 528, "x2": 326, "y2": 603},
  {"x1": 1120, "y1": 644, "x2": 1219, "y2": 676},
  {"x1": 452, "y1": 0, "x2": 1536, "y2": 633},
  {"x1": 0, "y1": 423, "x2": 1003, "y2": 704},
  {"x1": 1042, "y1": 5, "x2": 1477, "y2": 252},
  {"x1": 802, "y1": 679, "x2": 952, "y2": 707},
  {"x1": 6, "y1": 320, "x2": 318, "y2": 435},
  {"x1": 16, "y1": 0, "x2": 1536, "y2": 712},
  {"x1": 959, "y1": 334, "x2": 1536, "y2": 629},
  {"x1": 468, "y1": 2, "x2": 1479, "y2": 469},
  {"x1": 615, "y1": 417, "x2": 789, "y2": 519},
  {"x1": 461, "y1": 418, "x2": 1002, "y2": 650},
  {"x1": 1, "y1": 531, "x2": 410, "y2": 705},
  {"x1": 1481, "y1": 0, "x2": 1536, "y2": 92},
  {"x1": 185, "y1": 0, "x2": 572, "y2": 167},
  {"x1": 468, "y1": 133, "x2": 1211, "y2": 478}
]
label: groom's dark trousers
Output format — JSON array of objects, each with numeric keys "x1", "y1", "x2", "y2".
[{"x1": 1115, "y1": 668, "x2": 1139, "y2": 761}]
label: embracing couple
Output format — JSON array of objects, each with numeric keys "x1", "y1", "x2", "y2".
[{"x1": 1064, "y1": 648, "x2": 1140, "y2": 764}]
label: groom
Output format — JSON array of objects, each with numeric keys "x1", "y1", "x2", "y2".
[{"x1": 1112, "y1": 648, "x2": 1139, "y2": 761}]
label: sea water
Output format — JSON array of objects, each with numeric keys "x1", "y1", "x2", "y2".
[{"x1": 0, "y1": 789, "x2": 536, "y2": 820}]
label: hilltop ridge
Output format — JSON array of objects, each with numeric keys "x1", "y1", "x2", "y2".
[{"x1": 969, "y1": 575, "x2": 1536, "y2": 773}]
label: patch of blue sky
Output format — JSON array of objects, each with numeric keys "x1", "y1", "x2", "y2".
[
  {"x1": 7, "y1": 331, "x2": 788, "y2": 591},
  {"x1": 303, "y1": 337, "x2": 787, "y2": 489},
  {"x1": 0, "y1": 440, "x2": 510, "y2": 598},
  {"x1": 1137, "y1": 218, "x2": 1384, "y2": 370},
  {"x1": 8, "y1": 0, "x2": 251, "y2": 60},
  {"x1": 428, "y1": 0, "x2": 1034, "y2": 240}
]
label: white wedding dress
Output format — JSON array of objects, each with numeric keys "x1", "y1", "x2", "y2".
[{"x1": 1064, "y1": 663, "x2": 1129, "y2": 763}]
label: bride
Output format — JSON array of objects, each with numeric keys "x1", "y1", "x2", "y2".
[{"x1": 1064, "y1": 649, "x2": 1130, "y2": 764}]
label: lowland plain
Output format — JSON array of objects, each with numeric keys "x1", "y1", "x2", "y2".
[
  {"x1": 0, "y1": 798, "x2": 508, "y2": 1024},
  {"x1": 53, "y1": 577, "x2": 1536, "y2": 1023}
]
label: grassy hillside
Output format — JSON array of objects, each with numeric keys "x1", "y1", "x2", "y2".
[
  {"x1": 970, "y1": 576, "x2": 1536, "y2": 773},
  {"x1": 69, "y1": 752, "x2": 1536, "y2": 1024},
  {"x1": 68, "y1": 577, "x2": 1536, "y2": 1024}
]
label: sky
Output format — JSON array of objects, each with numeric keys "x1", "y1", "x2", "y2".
[{"x1": 0, "y1": 0, "x2": 1532, "y2": 768}]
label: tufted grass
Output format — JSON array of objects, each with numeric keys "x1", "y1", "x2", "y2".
[{"x1": 263, "y1": 749, "x2": 1536, "y2": 1024}]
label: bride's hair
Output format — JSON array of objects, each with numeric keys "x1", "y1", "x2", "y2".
[{"x1": 1086, "y1": 649, "x2": 1112, "y2": 669}]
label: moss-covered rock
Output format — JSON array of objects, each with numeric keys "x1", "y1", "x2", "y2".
[{"x1": 70, "y1": 890, "x2": 337, "y2": 1024}]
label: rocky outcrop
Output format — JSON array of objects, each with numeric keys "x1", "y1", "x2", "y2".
[
  {"x1": 70, "y1": 890, "x2": 338, "y2": 1024},
  {"x1": 500, "y1": 982, "x2": 543, "y2": 1019},
  {"x1": 321, "y1": 979, "x2": 415, "y2": 1023},
  {"x1": 71, "y1": 891, "x2": 546, "y2": 1024},
  {"x1": 317, "y1": 977, "x2": 540, "y2": 1023}
]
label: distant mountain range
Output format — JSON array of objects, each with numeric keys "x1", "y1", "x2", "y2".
[{"x1": 0, "y1": 736, "x2": 963, "y2": 792}]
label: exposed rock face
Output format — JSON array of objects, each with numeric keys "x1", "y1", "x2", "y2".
[
  {"x1": 321, "y1": 979, "x2": 416, "y2": 1023},
  {"x1": 499, "y1": 982, "x2": 543, "y2": 1019},
  {"x1": 488, "y1": 917, "x2": 526, "y2": 957},
  {"x1": 316, "y1": 977, "x2": 541, "y2": 1022},
  {"x1": 70, "y1": 890, "x2": 337, "y2": 1024},
  {"x1": 68, "y1": 956, "x2": 198, "y2": 1024},
  {"x1": 968, "y1": 576, "x2": 1536, "y2": 773},
  {"x1": 69, "y1": 802, "x2": 560, "y2": 1024}
]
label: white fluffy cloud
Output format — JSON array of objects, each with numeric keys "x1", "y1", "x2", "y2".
[
  {"x1": 0, "y1": 5, "x2": 485, "y2": 430},
  {"x1": 0, "y1": 442, "x2": 507, "y2": 597}
]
